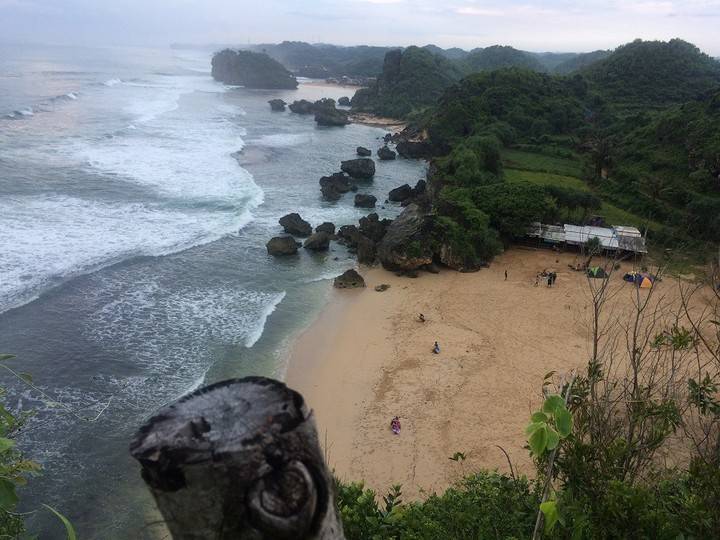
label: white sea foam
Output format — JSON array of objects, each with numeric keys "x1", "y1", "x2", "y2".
[
  {"x1": 0, "y1": 195, "x2": 254, "y2": 313},
  {"x1": 251, "y1": 132, "x2": 312, "y2": 148},
  {"x1": 103, "y1": 78, "x2": 122, "y2": 87}
]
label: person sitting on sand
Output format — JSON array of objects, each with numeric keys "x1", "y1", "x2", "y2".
[
  {"x1": 390, "y1": 416, "x2": 401, "y2": 435},
  {"x1": 418, "y1": 313, "x2": 426, "y2": 322},
  {"x1": 433, "y1": 341, "x2": 440, "y2": 354}
]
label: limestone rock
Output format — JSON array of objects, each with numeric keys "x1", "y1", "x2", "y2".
[
  {"x1": 334, "y1": 269, "x2": 366, "y2": 289},
  {"x1": 268, "y1": 99, "x2": 286, "y2": 111},
  {"x1": 266, "y1": 236, "x2": 299, "y2": 256},
  {"x1": 356, "y1": 146, "x2": 372, "y2": 157},
  {"x1": 303, "y1": 232, "x2": 331, "y2": 251},
  {"x1": 279, "y1": 213, "x2": 312, "y2": 237},
  {"x1": 341, "y1": 158, "x2": 375, "y2": 179},
  {"x1": 377, "y1": 204, "x2": 434, "y2": 271},
  {"x1": 377, "y1": 146, "x2": 397, "y2": 160},
  {"x1": 354, "y1": 193, "x2": 377, "y2": 208}
]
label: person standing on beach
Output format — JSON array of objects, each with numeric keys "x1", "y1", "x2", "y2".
[{"x1": 504, "y1": 269, "x2": 508, "y2": 281}]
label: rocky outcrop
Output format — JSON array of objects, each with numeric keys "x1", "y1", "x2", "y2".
[
  {"x1": 303, "y1": 232, "x2": 331, "y2": 251},
  {"x1": 315, "y1": 107, "x2": 349, "y2": 126},
  {"x1": 396, "y1": 139, "x2": 432, "y2": 159},
  {"x1": 341, "y1": 158, "x2": 375, "y2": 179},
  {"x1": 266, "y1": 236, "x2": 299, "y2": 256},
  {"x1": 354, "y1": 193, "x2": 377, "y2": 208},
  {"x1": 315, "y1": 222, "x2": 336, "y2": 235},
  {"x1": 334, "y1": 269, "x2": 365, "y2": 289},
  {"x1": 211, "y1": 49, "x2": 298, "y2": 89},
  {"x1": 377, "y1": 204, "x2": 434, "y2": 271},
  {"x1": 338, "y1": 96, "x2": 351, "y2": 106},
  {"x1": 358, "y1": 213, "x2": 392, "y2": 243},
  {"x1": 377, "y1": 146, "x2": 397, "y2": 160},
  {"x1": 337, "y1": 225, "x2": 360, "y2": 247},
  {"x1": 288, "y1": 100, "x2": 315, "y2": 114},
  {"x1": 388, "y1": 184, "x2": 412, "y2": 202},
  {"x1": 279, "y1": 213, "x2": 312, "y2": 237},
  {"x1": 319, "y1": 172, "x2": 355, "y2": 201},
  {"x1": 356, "y1": 234, "x2": 376, "y2": 265},
  {"x1": 268, "y1": 99, "x2": 286, "y2": 111},
  {"x1": 356, "y1": 146, "x2": 372, "y2": 157}
]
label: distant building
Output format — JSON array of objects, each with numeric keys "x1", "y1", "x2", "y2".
[{"x1": 527, "y1": 222, "x2": 647, "y2": 254}]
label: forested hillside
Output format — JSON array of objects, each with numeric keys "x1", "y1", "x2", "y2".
[{"x1": 463, "y1": 45, "x2": 545, "y2": 73}]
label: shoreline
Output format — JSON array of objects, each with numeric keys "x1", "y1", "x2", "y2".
[{"x1": 285, "y1": 248, "x2": 675, "y2": 499}]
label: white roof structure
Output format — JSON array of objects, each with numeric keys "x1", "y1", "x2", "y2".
[
  {"x1": 564, "y1": 225, "x2": 620, "y2": 250},
  {"x1": 526, "y1": 223, "x2": 647, "y2": 254}
]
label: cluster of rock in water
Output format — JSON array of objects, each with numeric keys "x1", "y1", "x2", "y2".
[{"x1": 263, "y1": 98, "x2": 482, "y2": 285}]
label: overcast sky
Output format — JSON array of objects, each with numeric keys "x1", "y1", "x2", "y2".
[{"x1": 1, "y1": 0, "x2": 719, "y2": 55}]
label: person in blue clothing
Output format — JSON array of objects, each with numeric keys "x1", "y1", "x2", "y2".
[{"x1": 433, "y1": 341, "x2": 440, "y2": 354}]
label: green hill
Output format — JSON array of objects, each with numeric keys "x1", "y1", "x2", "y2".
[
  {"x1": 463, "y1": 45, "x2": 545, "y2": 73},
  {"x1": 351, "y1": 47, "x2": 464, "y2": 118},
  {"x1": 582, "y1": 39, "x2": 720, "y2": 109},
  {"x1": 553, "y1": 49, "x2": 610, "y2": 74},
  {"x1": 211, "y1": 49, "x2": 298, "y2": 89}
]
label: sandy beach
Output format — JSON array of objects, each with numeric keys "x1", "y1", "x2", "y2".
[{"x1": 287, "y1": 247, "x2": 703, "y2": 499}]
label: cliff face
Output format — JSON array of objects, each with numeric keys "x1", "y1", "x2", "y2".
[{"x1": 211, "y1": 49, "x2": 298, "y2": 89}]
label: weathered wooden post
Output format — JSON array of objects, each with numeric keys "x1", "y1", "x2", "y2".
[{"x1": 130, "y1": 377, "x2": 345, "y2": 540}]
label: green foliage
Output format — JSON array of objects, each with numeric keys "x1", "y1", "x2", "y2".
[
  {"x1": 462, "y1": 45, "x2": 545, "y2": 74},
  {"x1": 210, "y1": 49, "x2": 298, "y2": 89},
  {"x1": 582, "y1": 38, "x2": 720, "y2": 109},
  {"x1": 336, "y1": 472, "x2": 538, "y2": 540},
  {"x1": 526, "y1": 394, "x2": 573, "y2": 456},
  {"x1": 351, "y1": 47, "x2": 464, "y2": 118}
]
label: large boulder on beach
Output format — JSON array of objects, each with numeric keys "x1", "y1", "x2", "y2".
[
  {"x1": 341, "y1": 158, "x2": 375, "y2": 179},
  {"x1": 303, "y1": 232, "x2": 331, "y2": 251},
  {"x1": 288, "y1": 99, "x2": 315, "y2": 114},
  {"x1": 315, "y1": 222, "x2": 336, "y2": 235},
  {"x1": 319, "y1": 172, "x2": 354, "y2": 201},
  {"x1": 359, "y1": 212, "x2": 392, "y2": 243},
  {"x1": 388, "y1": 184, "x2": 412, "y2": 202},
  {"x1": 354, "y1": 193, "x2": 377, "y2": 208},
  {"x1": 266, "y1": 236, "x2": 299, "y2": 256},
  {"x1": 279, "y1": 213, "x2": 312, "y2": 236},
  {"x1": 268, "y1": 99, "x2": 286, "y2": 111},
  {"x1": 315, "y1": 107, "x2": 350, "y2": 127},
  {"x1": 377, "y1": 146, "x2": 397, "y2": 160},
  {"x1": 356, "y1": 146, "x2": 372, "y2": 157},
  {"x1": 377, "y1": 203, "x2": 434, "y2": 271},
  {"x1": 338, "y1": 96, "x2": 351, "y2": 106},
  {"x1": 334, "y1": 269, "x2": 366, "y2": 289}
]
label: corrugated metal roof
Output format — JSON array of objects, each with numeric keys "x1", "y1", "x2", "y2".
[
  {"x1": 564, "y1": 225, "x2": 619, "y2": 249},
  {"x1": 613, "y1": 226, "x2": 642, "y2": 237},
  {"x1": 528, "y1": 222, "x2": 566, "y2": 243}
]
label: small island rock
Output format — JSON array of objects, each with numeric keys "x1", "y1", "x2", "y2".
[
  {"x1": 268, "y1": 99, "x2": 286, "y2": 111},
  {"x1": 266, "y1": 236, "x2": 299, "y2": 256},
  {"x1": 303, "y1": 232, "x2": 331, "y2": 251},
  {"x1": 354, "y1": 193, "x2": 377, "y2": 208},
  {"x1": 388, "y1": 184, "x2": 412, "y2": 202},
  {"x1": 288, "y1": 100, "x2": 315, "y2": 114},
  {"x1": 377, "y1": 146, "x2": 397, "y2": 160},
  {"x1": 319, "y1": 172, "x2": 354, "y2": 200},
  {"x1": 356, "y1": 146, "x2": 372, "y2": 157},
  {"x1": 341, "y1": 158, "x2": 376, "y2": 179},
  {"x1": 279, "y1": 213, "x2": 312, "y2": 236},
  {"x1": 315, "y1": 222, "x2": 336, "y2": 235},
  {"x1": 338, "y1": 96, "x2": 351, "y2": 106}
]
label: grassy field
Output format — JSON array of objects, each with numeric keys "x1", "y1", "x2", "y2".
[
  {"x1": 503, "y1": 154, "x2": 661, "y2": 232},
  {"x1": 502, "y1": 148, "x2": 583, "y2": 177}
]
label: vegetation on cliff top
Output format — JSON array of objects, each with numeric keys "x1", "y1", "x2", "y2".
[{"x1": 211, "y1": 49, "x2": 298, "y2": 89}]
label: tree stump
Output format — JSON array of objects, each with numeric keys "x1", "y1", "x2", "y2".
[{"x1": 130, "y1": 377, "x2": 345, "y2": 540}]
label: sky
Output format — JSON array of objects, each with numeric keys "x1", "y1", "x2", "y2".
[{"x1": 1, "y1": 0, "x2": 719, "y2": 55}]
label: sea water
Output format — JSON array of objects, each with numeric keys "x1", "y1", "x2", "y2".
[{"x1": 0, "y1": 44, "x2": 426, "y2": 538}]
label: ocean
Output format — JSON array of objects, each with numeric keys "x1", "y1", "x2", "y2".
[{"x1": 0, "y1": 44, "x2": 426, "y2": 538}]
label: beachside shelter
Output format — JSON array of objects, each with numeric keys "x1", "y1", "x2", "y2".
[
  {"x1": 587, "y1": 266, "x2": 608, "y2": 278},
  {"x1": 564, "y1": 224, "x2": 619, "y2": 250}
]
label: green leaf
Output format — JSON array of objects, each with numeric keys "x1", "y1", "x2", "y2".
[
  {"x1": 556, "y1": 408, "x2": 573, "y2": 437},
  {"x1": 0, "y1": 354, "x2": 16, "y2": 362},
  {"x1": 540, "y1": 500, "x2": 560, "y2": 534},
  {"x1": 0, "y1": 478, "x2": 18, "y2": 510},
  {"x1": 43, "y1": 504, "x2": 77, "y2": 540},
  {"x1": 525, "y1": 422, "x2": 544, "y2": 435},
  {"x1": 0, "y1": 437, "x2": 15, "y2": 453},
  {"x1": 19, "y1": 372, "x2": 33, "y2": 383},
  {"x1": 531, "y1": 411, "x2": 548, "y2": 423},
  {"x1": 542, "y1": 394, "x2": 564, "y2": 415},
  {"x1": 543, "y1": 370, "x2": 556, "y2": 380},
  {"x1": 529, "y1": 424, "x2": 549, "y2": 455},
  {"x1": 546, "y1": 428, "x2": 560, "y2": 450}
]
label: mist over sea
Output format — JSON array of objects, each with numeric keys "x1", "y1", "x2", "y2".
[{"x1": 0, "y1": 44, "x2": 426, "y2": 538}]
